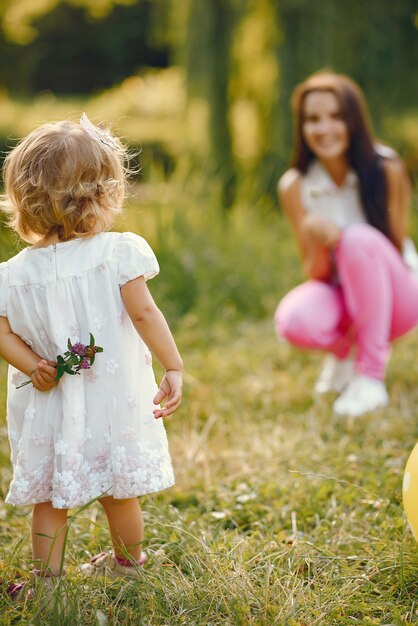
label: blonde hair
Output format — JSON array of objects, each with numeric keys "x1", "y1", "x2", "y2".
[{"x1": 1, "y1": 119, "x2": 128, "y2": 243}]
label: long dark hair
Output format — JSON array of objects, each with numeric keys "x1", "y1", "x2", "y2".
[{"x1": 291, "y1": 71, "x2": 393, "y2": 243}]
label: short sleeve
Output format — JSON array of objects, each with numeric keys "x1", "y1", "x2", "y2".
[
  {"x1": 115, "y1": 232, "x2": 159, "y2": 286},
  {"x1": 0, "y1": 262, "x2": 9, "y2": 317}
]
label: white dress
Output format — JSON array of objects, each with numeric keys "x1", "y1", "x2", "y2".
[
  {"x1": 0, "y1": 231, "x2": 175, "y2": 509},
  {"x1": 300, "y1": 159, "x2": 366, "y2": 228}
]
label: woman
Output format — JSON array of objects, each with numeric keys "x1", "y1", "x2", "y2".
[{"x1": 275, "y1": 71, "x2": 418, "y2": 417}]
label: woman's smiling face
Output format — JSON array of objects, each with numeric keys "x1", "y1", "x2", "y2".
[{"x1": 302, "y1": 90, "x2": 350, "y2": 163}]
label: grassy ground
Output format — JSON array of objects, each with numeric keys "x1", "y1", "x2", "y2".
[
  {"x1": 1, "y1": 201, "x2": 418, "y2": 624},
  {"x1": 2, "y1": 321, "x2": 418, "y2": 624}
]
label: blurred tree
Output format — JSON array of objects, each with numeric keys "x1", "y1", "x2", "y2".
[
  {"x1": 175, "y1": 0, "x2": 418, "y2": 207},
  {"x1": 0, "y1": 0, "x2": 137, "y2": 43},
  {"x1": 0, "y1": 0, "x2": 169, "y2": 94},
  {"x1": 230, "y1": 0, "x2": 284, "y2": 204},
  {"x1": 183, "y1": 0, "x2": 239, "y2": 209},
  {"x1": 277, "y1": 0, "x2": 418, "y2": 157},
  {"x1": 255, "y1": 0, "x2": 285, "y2": 205},
  {"x1": 0, "y1": 0, "x2": 416, "y2": 209}
]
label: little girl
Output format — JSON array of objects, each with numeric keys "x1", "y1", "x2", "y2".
[{"x1": 0, "y1": 116, "x2": 183, "y2": 586}]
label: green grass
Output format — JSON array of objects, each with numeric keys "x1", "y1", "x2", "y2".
[
  {"x1": 2, "y1": 322, "x2": 418, "y2": 625},
  {"x1": 2, "y1": 198, "x2": 418, "y2": 624}
]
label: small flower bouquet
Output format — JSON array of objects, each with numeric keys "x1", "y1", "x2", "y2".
[
  {"x1": 17, "y1": 333, "x2": 103, "y2": 388},
  {"x1": 55, "y1": 334, "x2": 103, "y2": 380}
]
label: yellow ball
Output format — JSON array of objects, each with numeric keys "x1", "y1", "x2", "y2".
[{"x1": 403, "y1": 442, "x2": 418, "y2": 541}]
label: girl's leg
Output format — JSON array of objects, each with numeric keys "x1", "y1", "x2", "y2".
[
  {"x1": 99, "y1": 496, "x2": 144, "y2": 561},
  {"x1": 32, "y1": 502, "x2": 68, "y2": 574},
  {"x1": 275, "y1": 280, "x2": 352, "y2": 358},
  {"x1": 336, "y1": 224, "x2": 418, "y2": 380}
]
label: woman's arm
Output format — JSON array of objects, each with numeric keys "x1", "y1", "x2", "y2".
[
  {"x1": 383, "y1": 156, "x2": 411, "y2": 251},
  {"x1": 278, "y1": 169, "x2": 341, "y2": 280}
]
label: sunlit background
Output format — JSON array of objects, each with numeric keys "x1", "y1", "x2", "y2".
[
  {"x1": 1, "y1": 4, "x2": 418, "y2": 623},
  {"x1": 0, "y1": 0, "x2": 417, "y2": 202}
]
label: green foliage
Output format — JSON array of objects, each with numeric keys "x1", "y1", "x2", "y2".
[
  {"x1": 278, "y1": 0, "x2": 418, "y2": 144},
  {"x1": 0, "y1": 173, "x2": 302, "y2": 326},
  {"x1": 0, "y1": 0, "x2": 141, "y2": 44},
  {"x1": 384, "y1": 113, "x2": 418, "y2": 182},
  {"x1": 0, "y1": 0, "x2": 416, "y2": 206},
  {"x1": 120, "y1": 184, "x2": 302, "y2": 327},
  {"x1": 0, "y1": 224, "x2": 21, "y2": 263},
  {"x1": 0, "y1": 1, "x2": 169, "y2": 94},
  {"x1": 183, "y1": 0, "x2": 239, "y2": 207}
]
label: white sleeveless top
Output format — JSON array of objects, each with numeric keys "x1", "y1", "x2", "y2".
[
  {"x1": 300, "y1": 159, "x2": 418, "y2": 272},
  {"x1": 300, "y1": 160, "x2": 366, "y2": 228}
]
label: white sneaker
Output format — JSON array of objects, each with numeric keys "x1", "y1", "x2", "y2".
[
  {"x1": 333, "y1": 375, "x2": 389, "y2": 417},
  {"x1": 314, "y1": 355, "x2": 355, "y2": 395}
]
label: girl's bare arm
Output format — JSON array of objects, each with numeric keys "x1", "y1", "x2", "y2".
[
  {"x1": 121, "y1": 276, "x2": 183, "y2": 417},
  {"x1": 0, "y1": 316, "x2": 57, "y2": 391}
]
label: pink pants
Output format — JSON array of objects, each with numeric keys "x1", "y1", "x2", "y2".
[{"x1": 275, "y1": 224, "x2": 418, "y2": 379}]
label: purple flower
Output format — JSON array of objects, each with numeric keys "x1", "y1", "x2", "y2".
[
  {"x1": 71, "y1": 342, "x2": 86, "y2": 356},
  {"x1": 18, "y1": 333, "x2": 103, "y2": 389}
]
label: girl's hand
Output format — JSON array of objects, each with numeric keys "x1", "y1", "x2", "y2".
[
  {"x1": 31, "y1": 360, "x2": 58, "y2": 392},
  {"x1": 153, "y1": 370, "x2": 183, "y2": 418},
  {"x1": 302, "y1": 213, "x2": 341, "y2": 249}
]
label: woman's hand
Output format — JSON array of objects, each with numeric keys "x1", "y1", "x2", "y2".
[
  {"x1": 153, "y1": 370, "x2": 183, "y2": 419},
  {"x1": 277, "y1": 170, "x2": 339, "y2": 280},
  {"x1": 302, "y1": 213, "x2": 341, "y2": 250},
  {"x1": 301, "y1": 213, "x2": 342, "y2": 249},
  {"x1": 300, "y1": 214, "x2": 341, "y2": 279},
  {"x1": 31, "y1": 360, "x2": 58, "y2": 392}
]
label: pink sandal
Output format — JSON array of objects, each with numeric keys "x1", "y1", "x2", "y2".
[
  {"x1": 80, "y1": 551, "x2": 147, "y2": 579},
  {"x1": 7, "y1": 580, "x2": 35, "y2": 601},
  {"x1": 7, "y1": 569, "x2": 66, "y2": 602}
]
